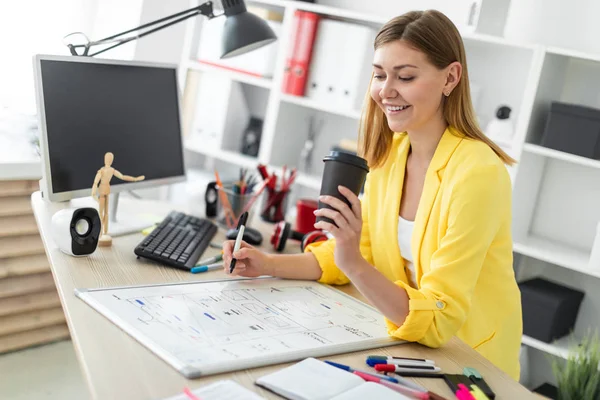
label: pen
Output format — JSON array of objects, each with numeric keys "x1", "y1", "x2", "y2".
[
  {"x1": 229, "y1": 211, "x2": 248, "y2": 274},
  {"x1": 196, "y1": 253, "x2": 223, "y2": 266},
  {"x1": 374, "y1": 364, "x2": 442, "y2": 374},
  {"x1": 367, "y1": 355, "x2": 436, "y2": 365},
  {"x1": 367, "y1": 358, "x2": 437, "y2": 367},
  {"x1": 324, "y1": 361, "x2": 398, "y2": 383},
  {"x1": 190, "y1": 262, "x2": 222, "y2": 274},
  {"x1": 392, "y1": 372, "x2": 444, "y2": 378},
  {"x1": 352, "y1": 371, "x2": 429, "y2": 400}
]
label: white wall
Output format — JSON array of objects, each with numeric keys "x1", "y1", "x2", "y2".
[
  {"x1": 504, "y1": 0, "x2": 600, "y2": 54},
  {"x1": 134, "y1": 0, "x2": 189, "y2": 64}
]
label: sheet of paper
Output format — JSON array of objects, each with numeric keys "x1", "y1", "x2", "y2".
[
  {"x1": 162, "y1": 380, "x2": 265, "y2": 400},
  {"x1": 256, "y1": 357, "x2": 364, "y2": 400},
  {"x1": 331, "y1": 382, "x2": 411, "y2": 400}
]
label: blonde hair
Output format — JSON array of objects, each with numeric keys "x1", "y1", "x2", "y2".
[{"x1": 358, "y1": 10, "x2": 516, "y2": 168}]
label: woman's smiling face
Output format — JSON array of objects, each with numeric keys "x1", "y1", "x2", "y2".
[{"x1": 370, "y1": 40, "x2": 452, "y2": 133}]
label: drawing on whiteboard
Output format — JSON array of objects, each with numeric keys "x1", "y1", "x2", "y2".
[{"x1": 76, "y1": 278, "x2": 399, "y2": 377}]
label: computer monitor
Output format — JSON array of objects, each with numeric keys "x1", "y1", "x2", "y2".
[{"x1": 33, "y1": 55, "x2": 186, "y2": 234}]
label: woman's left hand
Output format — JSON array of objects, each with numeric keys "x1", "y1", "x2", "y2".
[{"x1": 314, "y1": 185, "x2": 364, "y2": 271}]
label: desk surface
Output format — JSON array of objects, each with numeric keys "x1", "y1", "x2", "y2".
[{"x1": 31, "y1": 191, "x2": 534, "y2": 400}]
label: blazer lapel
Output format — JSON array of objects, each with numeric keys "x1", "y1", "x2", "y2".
[
  {"x1": 387, "y1": 134, "x2": 410, "y2": 283},
  {"x1": 412, "y1": 128, "x2": 463, "y2": 279}
]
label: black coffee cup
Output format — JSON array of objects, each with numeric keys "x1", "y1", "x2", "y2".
[{"x1": 316, "y1": 151, "x2": 369, "y2": 226}]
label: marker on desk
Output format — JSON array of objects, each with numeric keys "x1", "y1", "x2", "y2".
[
  {"x1": 196, "y1": 253, "x2": 223, "y2": 266},
  {"x1": 367, "y1": 358, "x2": 437, "y2": 368},
  {"x1": 374, "y1": 363, "x2": 441, "y2": 374},
  {"x1": 229, "y1": 211, "x2": 248, "y2": 274},
  {"x1": 190, "y1": 262, "x2": 222, "y2": 274},
  {"x1": 367, "y1": 355, "x2": 436, "y2": 365},
  {"x1": 324, "y1": 361, "x2": 398, "y2": 383},
  {"x1": 352, "y1": 371, "x2": 429, "y2": 400}
]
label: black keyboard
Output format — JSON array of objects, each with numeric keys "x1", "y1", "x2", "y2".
[{"x1": 134, "y1": 211, "x2": 218, "y2": 270}]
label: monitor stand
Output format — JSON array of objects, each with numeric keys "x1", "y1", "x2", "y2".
[{"x1": 107, "y1": 193, "x2": 155, "y2": 237}]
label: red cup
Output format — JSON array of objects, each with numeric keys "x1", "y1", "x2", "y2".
[{"x1": 296, "y1": 199, "x2": 318, "y2": 235}]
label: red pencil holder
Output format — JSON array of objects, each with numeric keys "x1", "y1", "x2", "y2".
[
  {"x1": 260, "y1": 187, "x2": 290, "y2": 223},
  {"x1": 296, "y1": 199, "x2": 318, "y2": 235}
]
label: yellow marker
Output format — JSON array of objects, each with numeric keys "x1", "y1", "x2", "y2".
[
  {"x1": 470, "y1": 384, "x2": 490, "y2": 400},
  {"x1": 141, "y1": 225, "x2": 157, "y2": 236}
]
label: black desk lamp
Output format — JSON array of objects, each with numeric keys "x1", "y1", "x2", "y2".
[{"x1": 63, "y1": 0, "x2": 277, "y2": 59}]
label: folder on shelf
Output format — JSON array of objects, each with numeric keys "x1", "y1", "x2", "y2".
[
  {"x1": 305, "y1": 19, "x2": 343, "y2": 103},
  {"x1": 307, "y1": 20, "x2": 375, "y2": 110},
  {"x1": 335, "y1": 24, "x2": 376, "y2": 110},
  {"x1": 283, "y1": 11, "x2": 320, "y2": 96},
  {"x1": 282, "y1": 10, "x2": 303, "y2": 93}
]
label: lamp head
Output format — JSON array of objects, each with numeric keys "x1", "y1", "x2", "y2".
[{"x1": 220, "y1": 0, "x2": 277, "y2": 59}]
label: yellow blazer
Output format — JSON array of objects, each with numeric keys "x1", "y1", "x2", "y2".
[{"x1": 306, "y1": 127, "x2": 522, "y2": 380}]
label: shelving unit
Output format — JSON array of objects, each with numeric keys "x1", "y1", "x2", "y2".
[
  {"x1": 523, "y1": 143, "x2": 600, "y2": 170},
  {"x1": 175, "y1": 0, "x2": 600, "y2": 387},
  {"x1": 513, "y1": 235, "x2": 595, "y2": 277},
  {"x1": 280, "y1": 94, "x2": 362, "y2": 120},
  {"x1": 185, "y1": 60, "x2": 273, "y2": 89},
  {"x1": 522, "y1": 335, "x2": 573, "y2": 360}
]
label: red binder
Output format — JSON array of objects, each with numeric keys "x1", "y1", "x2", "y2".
[
  {"x1": 284, "y1": 11, "x2": 319, "y2": 96},
  {"x1": 282, "y1": 10, "x2": 303, "y2": 93}
]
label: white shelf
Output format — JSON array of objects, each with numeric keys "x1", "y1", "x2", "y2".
[
  {"x1": 0, "y1": 161, "x2": 42, "y2": 180},
  {"x1": 185, "y1": 140, "x2": 259, "y2": 169},
  {"x1": 522, "y1": 334, "x2": 574, "y2": 359},
  {"x1": 280, "y1": 94, "x2": 362, "y2": 120},
  {"x1": 523, "y1": 143, "x2": 600, "y2": 169},
  {"x1": 546, "y1": 46, "x2": 600, "y2": 63},
  {"x1": 186, "y1": 60, "x2": 272, "y2": 89},
  {"x1": 513, "y1": 234, "x2": 599, "y2": 278}
]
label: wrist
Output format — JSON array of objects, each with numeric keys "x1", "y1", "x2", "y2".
[
  {"x1": 264, "y1": 253, "x2": 277, "y2": 277},
  {"x1": 344, "y1": 257, "x2": 371, "y2": 280}
]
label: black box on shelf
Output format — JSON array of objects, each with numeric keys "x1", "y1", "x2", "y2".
[
  {"x1": 519, "y1": 277, "x2": 584, "y2": 343},
  {"x1": 541, "y1": 101, "x2": 600, "y2": 159}
]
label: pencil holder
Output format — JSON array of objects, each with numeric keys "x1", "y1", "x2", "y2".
[
  {"x1": 216, "y1": 183, "x2": 256, "y2": 228},
  {"x1": 260, "y1": 187, "x2": 291, "y2": 223}
]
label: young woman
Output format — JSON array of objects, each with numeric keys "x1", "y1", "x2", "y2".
[{"x1": 222, "y1": 10, "x2": 522, "y2": 379}]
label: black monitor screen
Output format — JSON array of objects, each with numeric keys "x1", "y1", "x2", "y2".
[{"x1": 40, "y1": 59, "x2": 185, "y2": 194}]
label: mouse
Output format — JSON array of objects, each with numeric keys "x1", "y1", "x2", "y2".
[{"x1": 226, "y1": 226, "x2": 263, "y2": 246}]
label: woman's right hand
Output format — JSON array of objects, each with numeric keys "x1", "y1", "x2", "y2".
[{"x1": 222, "y1": 240, "x2": 273, "y2": 277}]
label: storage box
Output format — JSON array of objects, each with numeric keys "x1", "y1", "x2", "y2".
[
  {"x1": 541, "y1": 101, "x2": 600, "y2": 159},
  {"x1": 519, "y1": 277, "x2": 584, "y2": 343}
]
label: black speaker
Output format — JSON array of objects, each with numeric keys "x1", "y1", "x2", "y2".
[
  {"x1": 51, "y1": 207, "x2": 101, "y2": 256},
  {"x1": 519, "y1": 277, "x2": 584, "y2": 343}
]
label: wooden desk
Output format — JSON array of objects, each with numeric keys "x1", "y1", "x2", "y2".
[{"x1": 31, "y1": 191, "x2": 535, "y2": 400}]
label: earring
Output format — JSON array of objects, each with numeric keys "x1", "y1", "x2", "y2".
[{"x1": 444, "y1": 90, "x2": 451, "y2": 97}]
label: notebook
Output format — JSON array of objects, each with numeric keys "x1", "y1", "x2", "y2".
[
  {"x1": 162, "y1": 380, "x2": 265, "y2": 400},
  {"x1": 256, "y1": 358, "x2": 411, "y2": 400}
]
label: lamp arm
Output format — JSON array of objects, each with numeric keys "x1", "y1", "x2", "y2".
[{"x1": 71, "y1": 1, "x2": 219, "y2": 57}]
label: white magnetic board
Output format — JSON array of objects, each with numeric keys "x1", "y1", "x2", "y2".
[{"x1": 75, "y1": 278, "x2": 401, "y2": 378}]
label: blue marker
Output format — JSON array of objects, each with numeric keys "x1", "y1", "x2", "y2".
[{"x1": 190, "y1": 262, "x2": 222, "y2": 274}]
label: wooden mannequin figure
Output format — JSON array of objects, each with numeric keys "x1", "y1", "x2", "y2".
[{"x1": 92, "y1": 152, "x2": 145, "y2": 247}]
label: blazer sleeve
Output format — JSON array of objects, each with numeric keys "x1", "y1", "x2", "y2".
[
  {"x1": 305, "y1": 175, "x2": 374, "y2": 285},
  {"x1": 386, "y1": 165, "x2": 510, "y2": 347}
]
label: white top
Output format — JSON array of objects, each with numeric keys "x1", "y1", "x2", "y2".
[{"x1": 398, "y1": 216, "x2": 418, "y2": 288}]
